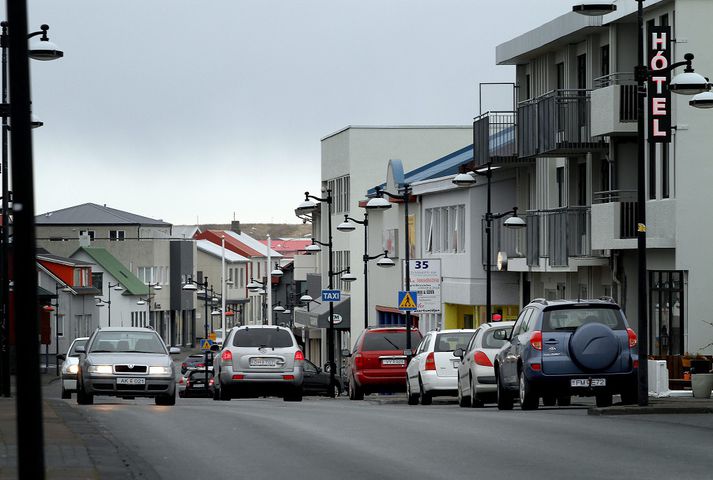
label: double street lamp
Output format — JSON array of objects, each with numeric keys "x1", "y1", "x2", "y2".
[
  {"x1": 574, "y1": 0, "x2": 710, "y2": 407},
  {"x1": 453, "y1": 164, "x2": 526, "y2": 323},
  {"x1": 337, "y1": 211, "x2": 395, "y2": 329},
  {"x1": 182, "y1": 276, "x2": 210, "y2": 343},
  {"x1": 96, "y1": 281, "x2": 124, "y2": 327}
]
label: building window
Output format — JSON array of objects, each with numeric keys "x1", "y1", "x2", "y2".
[
  {"x1": 424, "y1": 205, "x2": 465, "y2": 253},
  {"x1": 57, "y1": 314, "x2": 64, "y2": 337},
  {"x1": 326, "y1": 175, "x2": 350, "y2": 214},
  {"x1": 109, "y1": 230, "x2": 125, "y2": 241},
  {"x1": 600, "y1": 45, "x2": 610, "y2": 77},
  {"x1": 650, "y1": 271, "x2": 684, "y2": 355},
  {"x1": 79, "y1": 230, "x2": 95, "y2": 241},
  {"x1": 92, "y1": 272, "x2": 103, "y2": 293}
]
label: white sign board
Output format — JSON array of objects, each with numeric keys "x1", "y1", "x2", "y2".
[{"x1": 408, "y1": 259, "x2": 441, "y2": 313}]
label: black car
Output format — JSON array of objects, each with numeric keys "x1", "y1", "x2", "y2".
[
  {"x1": 303, "y1": 359, "x2": 341, "y2": 397},
  {"x1": 178, "y1": 369, "x2": 215, "y2": 398},
  {"x1": 494, "y1": 298, "x2": 639, "y2": 410},
  {"x1": 181, "y1": 352, "x2": 213, "y2": 375}
]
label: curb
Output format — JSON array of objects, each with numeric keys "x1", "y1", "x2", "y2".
[{"x1": 588, "y1": 406, "x2": 713, "y2": 415}]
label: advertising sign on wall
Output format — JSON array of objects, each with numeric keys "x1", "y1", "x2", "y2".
[
  {"x1": 408, "y1": 259, "x2": 442, "y2": 314},
  {"x1": 648, "y1": 25, "x2": 672, "y2": 143}
]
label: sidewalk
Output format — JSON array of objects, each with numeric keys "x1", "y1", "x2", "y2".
[
  {"x1": 0, "y1": 373, "x2": 160, "y2": 479},
  {"x1": 588, "y1": 396, "x2": 713, "y2": 415}
]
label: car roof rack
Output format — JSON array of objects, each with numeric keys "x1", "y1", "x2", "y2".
[{"x1": 530, "y1": 298, "x2": 548, "y2": 306}]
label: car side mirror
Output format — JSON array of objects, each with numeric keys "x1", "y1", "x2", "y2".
[
  {"x1": 453, "y1": 348, "x2": 464, "y2": 359},
  {"x1": 493, "y1": 329, "x2": 509, "y2": 341},
  {"x1": 75, "y1": 346, "x2": 85, "y2": 354},
  {"x1": 341, "y1": 349, "x2": 351, "y2": 357},
  {"x1": 169, "y1": 347, "x2": 181, "y2": 355},
  {"x1": 56, "y1": 353, "x2": 66, "y2": 362}
]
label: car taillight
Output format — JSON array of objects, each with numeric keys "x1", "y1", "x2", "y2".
[
  {"x1": 633, "y1": 360, "x2": 639, "y2": 369},
  {"x1": 197, "y1": 363, "x2": 205, "y2": 368},
  {"x1": 627, "y1": 328, "x2": 638, "y2": 348},
  {"x1": 474, "y1": 351, "x2": 492, "y2": 367},
  {"x1": 424, "y1": 352, "x2": 436, "y2": 371},
  {"x1": 179, "y1": 377, "x2": 184, "y2": 384},
  {"x1": 354, "y1": 354, "x2": 364, "y2": 369},
  {"x1": 181, "y1": 363, "x2": 187, "y2": 368},
  {"x1": 530, "y1": 363, "x2": 542, "y2": 371},
  {"x1": 283, "y1": 375, "x2": 295, "y2": 380},
  {"x1": 221, "y1": 350, "x2": 233, "y2": 362},
  {"x1": 186, "y1": 379, "x2": 191, "y2": 387},
  {"x1": 294, "y1": 350, "x2": 304, "y2": 361},
  {"x1": 209, "y1": 378, "x2": 214, "y2": 385},
  {"x1": 530, "y1": 331, "x2": 543, "y2": 351},
  {"x1": 232, "y1": 374, "x2": 244, "y2": 380}
]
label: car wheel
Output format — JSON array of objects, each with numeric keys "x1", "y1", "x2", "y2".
[
  {"x1": 284, "y1": 387, "x2": 303, "y2": 402},
  {"x1": 557, "y1": 395, "x2": 571, "y2": 407},
  {"x1": 419, "y1": 378, "x2": 432, "y2": 406},
  {"x1": 457, "y1": 377, "x2": 470, "y2": 408},
  {"x1": 518, "y1": 371, "x2": 539, "y2": 410},
  {"x1": 330, "y1": 382, "x2": 341, "y2": 398},
  {"x1": 496, "y1": 369, "x2": 513, "y2": 411},
  {"x1": 219, "y1": 386, "x2": 232, "y2": 401},
  {"x1": 406, "y1": 377, "x2": 419, "y2": 405},
  {"x1": 348, "y1": 376, "x2": 364, "y2": 401},
  {"x1": 470, "y1": 377, "x2": 484, "y2": 408},
  {"x1": 61, "y1": 387, "x2": 71, "y2": 400},
  {"x1": 595, "y1": 392, "x2": 613, "y2": 408},
  {"x1": 542, "y1": 395, "x2": 557, "y2": 407},
  {"x1": 156, "y1": 388, "x2": 176, "y2": 406},
  {"x1": 76, "y1": 381, "x2": 93, "y2": 406}
]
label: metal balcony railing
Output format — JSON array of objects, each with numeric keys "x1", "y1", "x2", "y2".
[
  {"x1": 594, "y1": 73, "x2": 638, "y2": 123},
  {"x1": 473, "y1": 111, "x2": 518, "y2": 168},
  {"x1": 593, "y1": 189, "x2": 638, "y2": 240},
  {"x1": 481, "y1": 216, "x2": 525, "y2": 269},
  {"x1": 518, "y1": 89, "x2": 608, "y2": 158},
  {"x1": 525, "y1": 207, "x2": 592, "y2": 267}
]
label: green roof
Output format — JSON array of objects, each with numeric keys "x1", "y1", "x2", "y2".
[{"x1": 77, "y1": 247, "x2": 149, "y2": 296}]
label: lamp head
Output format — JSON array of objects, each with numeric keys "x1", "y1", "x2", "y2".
[
  {"x1": 452, "y1": 172, "x2": 477, "y2": 187},
  {"x1": 337, "y1": 218, "x2": 356, "y2": 232},
  {"x1": 690, "y1": 90, "x2": 713, "y2": 109},
  {"x1": 182, "y1": 282, "x2": 198, "y2": 291},
  {"x1": 376, "y1": 255, "x2": 396, "y2": 268},
  {"x1": 273, "y1": 305, "x2": 286, "y2": 312},
  {"x1": 271, "y1": 268, "x2": 284, "y2": 277},
  {"x1": 305, "y1": 242, "x2": 322, "y2": 253},
  {"x1": 341, "y1": 271, "x2": 357, "y2": 283},
  {"x1": 572, "y1": 3, "x2": 616, "y2": 16},
  {"x1": 296, "y1": 192, "x2": 319, "y2": 214},
  {"x1": 670, "y1": 70, "x2": 709, "y2": 95},
  {"x1": 299, "y1": 294, "x2": 313, "y2": 303},
  {"x1": 504, "y1": 214, "x2": 527, "y2": 229},
  {"x1": 365, "y1": 196, "x2": 392, "y2": 210}
]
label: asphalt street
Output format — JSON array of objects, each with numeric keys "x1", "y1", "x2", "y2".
[{"x1": 42, "y1": 380, "x2": 713, "y2": 480}]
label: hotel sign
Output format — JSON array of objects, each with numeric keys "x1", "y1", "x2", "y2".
[{"x1": 648, "y1": 25, "x2": 672, "y2": 143}]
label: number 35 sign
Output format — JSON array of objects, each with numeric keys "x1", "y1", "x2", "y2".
[{"x1": 407, "y1": 259, "x2": 442, "y2": 314}]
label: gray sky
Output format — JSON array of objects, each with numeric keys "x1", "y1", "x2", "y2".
[{"x1": 17, "y1": 0, "x2": 577, "y2": 225}]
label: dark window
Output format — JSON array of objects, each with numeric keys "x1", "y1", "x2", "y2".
[
  {"x1": 92, "y1": 272, "x2": 103, "y2": 293},
  {"x1": 556, "y1": 62, "x2": 565, "y2": 90},
  {"x1": 482, "y1": 328, "x2": 511, "y2": 349},
  {"x1": 600, "y1": 45, "x2": 610, "y2": 77},
  {"x1": 434, "y1": 332, "x2": 473, "y2": 352},
  {"x1": 233, "y1": 328, "x2": 293, "y2": 348},
  {"x1": 542, "y1": 307, "x2": 625, "y2": 332},
  {"x1": 303, "y1": 360, "x2": 318, "y2": 374},
  {"x1": 90, "y1": 331, "x2": 165, "y2": 353},
  {"x1": 525, "y1": 74, "x2": 531, "y2": 100},
  {"x1": 109, "y1": 230, "x2": 125, "y2": 241},
  {"x1": 556, "y1": 166, "x2": 565, "y2": 207},
  {"x1": 362, "y1": 331, "x2": 421, "y2": 352},
  {"x1": 578, "y1": 162, "x2": 587, "y2": 206},
  {"x1": 577, "y1": 54, "x2": 587, "y2": 89},
  {"x1": 660, "y1": 14, "x2": 669, "y2": 27},
  {"x1": 79, "y1": 230, "x2": 95, "y2": 241}
]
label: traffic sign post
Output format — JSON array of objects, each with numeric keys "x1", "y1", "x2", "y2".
[{"x1": 398, "y1": 291, "x2": 418, "y2": 311}]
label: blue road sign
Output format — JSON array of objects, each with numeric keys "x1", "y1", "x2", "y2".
[
  {"x1": 398, "y1": 291, "x2": 418, "y2": 311},
  {"x1": 321, "y1": 289, "x2": 341, "y2": 302}
]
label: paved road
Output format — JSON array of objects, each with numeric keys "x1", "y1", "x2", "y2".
[{"x1": 43, "y1": 380, "x2": 713, "y2": 480}]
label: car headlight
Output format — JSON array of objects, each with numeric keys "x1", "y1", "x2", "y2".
[
  {"x1": 67, "y1": 364, "x2": 79, "y2": 375},
  {"x1": 149, "y1": 366, "x2": 171, "y2": 375},
  {"x1": 88, "y1": 365, "x2": 113, "y2": 374}
]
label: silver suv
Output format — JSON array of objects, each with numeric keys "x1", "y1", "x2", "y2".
[
  {"x1": 76, "y1": 327, "x2": 181, "y2": 406},
  {"x1": 214, "y1": 325, "x2": 304, "y2": 401}
]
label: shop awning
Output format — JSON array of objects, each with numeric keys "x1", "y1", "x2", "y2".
[{"x1": 294, "y1": 296, "x2": 350, "y2": 330}]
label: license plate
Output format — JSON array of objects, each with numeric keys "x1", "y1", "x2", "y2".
[
  {"x1": 250, "y1": 358, "x2": 277, "y2": 367},
  {"x1": 382, "y1": 359, "x2": 405, "y2": 366},
  {"x1": 117, "y1": 377, "x2": 145, "y2": 385},
  {"x1": 570, "y1": 378, "x2": 606, "y2": 387}
]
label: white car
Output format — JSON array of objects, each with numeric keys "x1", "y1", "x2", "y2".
[
  {"x1": 406, "y1": 329, "x2": 476, "y2": 405},
  {"x1": 58, "y1": 337, "x2": 89, "y2": 399},
  {"x1": 455, "y1": 321, "x2": 514, "y2": 408}
]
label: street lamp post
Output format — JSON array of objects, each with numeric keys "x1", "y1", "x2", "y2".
[
  {"x1": 247, "y1": 278, "x2": 269, "y2": 325},
  {"x1": 574, "y1": 0, "x2": 710, "y2": 407},
  {"x1": 182, "y1": 276, "x2": 210, "y2": 343},
  {"x1": 97, "y1": 281, "x2": 124, "y2": 327},
  {"x1": 53, "y1": 283, "x2": 71, "y2": 376},
  {"x1": 337, "y1": 213, "x2": 396, "y2": 330}
]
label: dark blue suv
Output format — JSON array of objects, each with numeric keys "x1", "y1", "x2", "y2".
[{"x1": 494, "y1": 299, "x2": 639, "y2": 410}]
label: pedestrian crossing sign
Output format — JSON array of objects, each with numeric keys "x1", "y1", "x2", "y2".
[
  {"x1": 398, "y1": 291, "x2": 418, "y2": 311},
  {"x1": 201, "y1": 339, "x2": 213, "y2": 350}
]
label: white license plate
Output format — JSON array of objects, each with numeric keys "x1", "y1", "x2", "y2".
[
  {"x1": 250, "y1": 358, "x2": 277, "y2": 367},
  {"x1": 382, "y1": 359, "x2": 405, "y2": 366},
  {"x1": 570, "y1": 378, "x2": 606, "y2": 387},
  {"x1": 116, "y1": 377, "x2": 145, "y2": 385}
]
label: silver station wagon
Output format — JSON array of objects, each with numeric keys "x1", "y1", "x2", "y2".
[
  {"x1": 214, "y1": 325, "x2": 304, "y2": 401},
  {"x1": 76, "y1": 327, "x2": 181, "y2": 406}
]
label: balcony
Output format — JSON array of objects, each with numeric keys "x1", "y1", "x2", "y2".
[
  {"x1": 591, "y1": 73, "x2": 638, "y2": 137},
  {"x1": 518, "y1": 207, "x2": 607, "y2": 271},
  {"x1": 518, "y1": 89, "x2": 608, "y2": 158},
  {"x1": 472, "y1": 111, "x2": 519, "y2": 168}
]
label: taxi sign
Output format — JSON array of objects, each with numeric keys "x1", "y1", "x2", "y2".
[
  {"x1": 398, "y1": 291, "x2": 418, "y2": 311},
  {"x1": 321, "y1": 289, "x2": 341, "y2": 302}
]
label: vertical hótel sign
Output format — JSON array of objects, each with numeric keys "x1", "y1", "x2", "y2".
[{"x1": 648, "y1": 25, "x2": 671, "y2": 143}]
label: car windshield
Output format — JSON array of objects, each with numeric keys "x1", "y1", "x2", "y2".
[
  {"x1": 542, "y1": 308, "x2": 625, "y2": 332},
  {"x1": 188, "y1": 370, "x2": 213, "y2": 380},
  {"x1": 233, "y1": 328, "x2": 293, "y2": 348},
  {"x1": 482, "y1": 328, "x2": 511, "y2": 349},
  {"x1": 89, "y1": 331, "x2": 166, "y2": 354},
  {"x1": 434, "y1": 332, "x2": 473, "y2": 352},
  {"x1": 69, "y1": 339, "x2": 87, "y2": 356},
  {"x1": 362, "y1": 331, "x2": 421, "y2": 351}
]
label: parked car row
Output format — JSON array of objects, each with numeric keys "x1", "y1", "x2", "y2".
[{"x1": 343, "y1": 299, "x2": 640, "y2": 411}]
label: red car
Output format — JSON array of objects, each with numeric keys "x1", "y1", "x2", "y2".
[{"x1": 345, "y1": 327, "x2": 422, "y2": 400}]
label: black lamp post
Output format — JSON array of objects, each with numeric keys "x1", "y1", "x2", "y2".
[
  {"x1": 366, "y1": 184, "x2": 416, "y2": 354},
  {"x1": 53, "y1": 283, "x2": 71, "y2": 376},
  {"x1": 182, "y1": 276, "x2": 210, "y2": 343},
  {"x1": 247, "y1": 278, "x2": 269, "y2": 325},
  {"x1": 574, "y1": 0, "x2": 710, "y2": 408}
]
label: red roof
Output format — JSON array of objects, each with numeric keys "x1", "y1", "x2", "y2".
[
  {"x1": 195, "y1": 230, "x2": 263, "y2": 258},
  {"x1": 258, "y1": 238, "x2": 311, "y2": 255}
]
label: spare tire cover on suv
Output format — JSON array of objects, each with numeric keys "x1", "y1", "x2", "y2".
[{"x1": 569, "y1": 323, "x2": 619, "y2": 371}]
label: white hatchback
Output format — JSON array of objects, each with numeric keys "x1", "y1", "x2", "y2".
[
  {"x1": 454, "y1": 321, "x2": 514, "y2": 408},
  {"x1": 406, "y1": 329, "x2": 476, "y2": 405}
]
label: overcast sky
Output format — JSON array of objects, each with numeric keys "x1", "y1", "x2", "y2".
[{"x1": 15, "y1": 0, "x2": 578, "y2": 225}]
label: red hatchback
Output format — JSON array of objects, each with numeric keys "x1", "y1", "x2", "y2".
[{"x1": 345, "y1": 327, "x2": 422, "y2": 400}]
